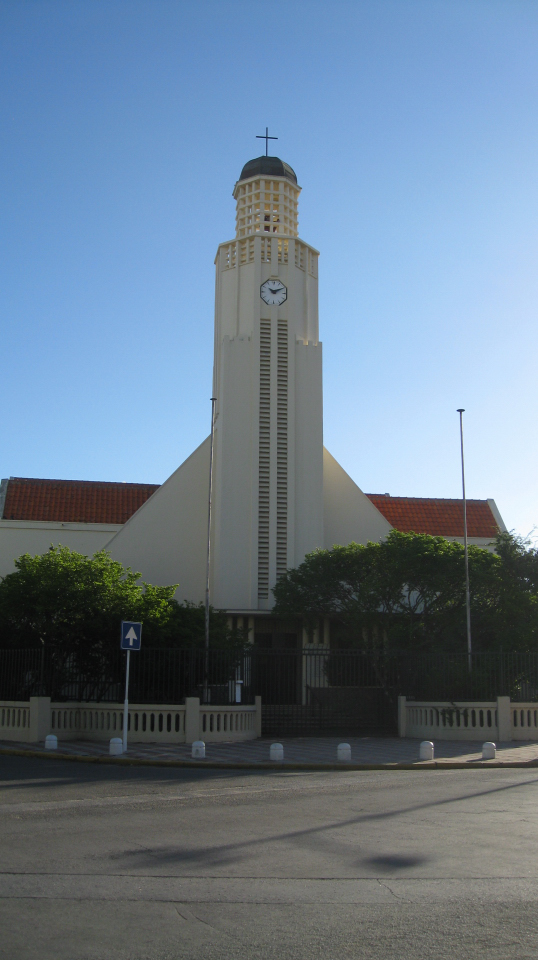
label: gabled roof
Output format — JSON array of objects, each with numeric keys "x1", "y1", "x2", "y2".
[
  {"x1": 365, "y1": 494, "x2": 499, "y2": 539},
  {"x1": 1, "y1": 477, "x2": 159, "y2": 525}
]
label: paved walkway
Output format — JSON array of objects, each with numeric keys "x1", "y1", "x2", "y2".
[{"x1": 2, "y1": 736, "x2": 538, "y2": 766}]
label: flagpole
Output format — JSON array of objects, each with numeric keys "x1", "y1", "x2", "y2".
[
  {"x1": 204, "y1": 397, "x2": 217, "y2": 703},
  {"x1": 457, "y1": 409, "x2": 472, "y2": 672}
]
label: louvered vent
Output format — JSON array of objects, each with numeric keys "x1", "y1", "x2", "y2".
[
  {"x1": 277, "y1": 239, "x2": 289, "y2": 263},
  {"x1": 276, "y1": 320, "x2": 288, "y2": 580},
  {"x1": 258, "y1": 320, "x2": 271, "y2": 599},
  {"x1": 261, "y1": 237, "x2": 271, "y2": 262}
]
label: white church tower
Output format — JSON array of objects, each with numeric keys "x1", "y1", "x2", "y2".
[{"x1": 211, "y1": 154, "x2": 323, "y2": 612}]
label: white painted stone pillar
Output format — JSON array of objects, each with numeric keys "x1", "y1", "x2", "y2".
[
  {"x1": 29, "y1": 697, "x2": 51, "y2": 743},
  {"x1": 185, "y1": 697, "x2": 200, "y2": 745},
  {"x1": 496, "y1": 696, "x2": 512, "y2": 741}
]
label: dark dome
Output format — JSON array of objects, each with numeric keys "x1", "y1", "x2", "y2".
[{"x1": 238, "y1": 156, "x2": 297, "y2": 184}]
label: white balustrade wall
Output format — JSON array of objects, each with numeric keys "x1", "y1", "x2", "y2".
[
  {"x1": 0, "y1": 696, "x2": 261, "y2": 745},
  {"x1": 399, "y1": 696, "x2": 538, "y2": 741},
  {"x1": 0, "y1": 702, "x2": 32, "y2": 742},
  {"x1": 511, "y1": 705, "x2": 538, "y2": 740},
  {"x1": 200, "y1": 705, "x2": 258, "y2": 741},
  {"x1": 50, "y1": 703, "x2": 186, "y2": 743},
  {"x1": 403, "y1": 700, "x2": 498, "y2": 741}
]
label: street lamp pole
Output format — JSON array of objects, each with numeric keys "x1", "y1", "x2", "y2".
[{"x1": 457, "y1": 409, "x2": 472, "y2": 672}]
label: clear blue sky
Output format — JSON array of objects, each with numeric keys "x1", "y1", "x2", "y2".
[{"x1": 1, "y1": 0, "x2": 537, "y2": 538}]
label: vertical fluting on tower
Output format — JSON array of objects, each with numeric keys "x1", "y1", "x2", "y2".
[
  {"x1": 257, "y1": 320, "x2": 271, "y2": 599},
  {"x1": 276, "y1": 320, "x2": 288, "y2": 580}
]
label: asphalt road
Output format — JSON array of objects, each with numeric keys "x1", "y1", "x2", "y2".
[{"x1": 1, "y1": 755, "x2": 538, "y2": 959}]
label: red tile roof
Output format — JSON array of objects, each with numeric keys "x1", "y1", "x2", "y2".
[
  {"x1": 1, "y1": 478, "x2": 500, "y2": 540},
  {"x1": 366, "y1": 494, "x2": 499, "y2": 539},
  {"x1": 2, "y1": 478, "x2": 159, "y2": 525}
]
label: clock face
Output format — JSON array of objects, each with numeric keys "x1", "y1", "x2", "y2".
[{"x1": 260, "y1": 278, "x2": 287, "y2": 306}]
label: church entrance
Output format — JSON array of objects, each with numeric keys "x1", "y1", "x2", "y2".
[{"x1": 249, "y1": 627, "x2": 397, "y2": 737}]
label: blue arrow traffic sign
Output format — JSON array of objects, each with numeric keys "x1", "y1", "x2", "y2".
[{"x1": 121, "y1": 621, "x2": 142, "y2": 650}]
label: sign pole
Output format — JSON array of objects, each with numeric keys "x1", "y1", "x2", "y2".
[
  {"x1": 122, "y1": 648, "x2": 131, "y2": 753},
  {"x1": 120, "y1": 621, "x2": 142, "y2": 753}
]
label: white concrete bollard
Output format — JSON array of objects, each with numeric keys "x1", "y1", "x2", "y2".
[
  {"x1": 109, "y1": 738, "x2": 123, "y2": 756},
  {"x1": 192, "y1": 740, "x2": 205, "y2": 759},
  {"x1": 419, "y1": 740, "x2": 434, "y2": 761},
  {"x1": 270, "y1": 742, "x2": 284, "y2": 761},
  {"x1": 337, "y1": 742, "x2": 351, "y2": 762},
  {"x1": 482, "y1": 741, "x2": 496, "y2": 760},
  {"x1": 44, "y1": 735, "x2": 57, "y2": 750}
]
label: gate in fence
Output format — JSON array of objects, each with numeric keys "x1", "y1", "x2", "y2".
[{"x1": 252, "y1": 648, "x2": 397, "y2": 736}]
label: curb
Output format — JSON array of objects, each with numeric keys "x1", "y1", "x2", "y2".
[{"x1": 1, "y1": 746, "x2": 538, "y2": 771}]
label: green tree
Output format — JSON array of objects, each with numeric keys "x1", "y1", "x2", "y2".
[
  {"x1": 475, "y1": 532, "x2": 538, "y2": 653},
  {"x1": 272, "y1": 530, "x2": 538, "y2": 655},
  {"x1": 0, "y1": 546, "x2": 242, "y2": 654}
]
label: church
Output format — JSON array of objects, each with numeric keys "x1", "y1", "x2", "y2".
[{"x1": 0, "y1": 149, "x2": 506, "y2": 634}]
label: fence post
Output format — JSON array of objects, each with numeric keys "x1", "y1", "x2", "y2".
[
  {"x1": 496, "y1": 696, "x2": 511, "y2": 741},
  {"x1": 398, "y1": 696, "x2": 407, "y2": 738},
  {"x1": 254, "y1": 695, "x2": 262, "y2": 738},
  {"x1": 185, "y1": 697, "x2": 200, "y2": 744},
  {"x1": 29, "y1": 697, "x2": 51, "y2": 742}
]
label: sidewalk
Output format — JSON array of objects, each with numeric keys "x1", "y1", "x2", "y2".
[{"x1": 2, "y1": 736, "x2": 538, "y2": 768}]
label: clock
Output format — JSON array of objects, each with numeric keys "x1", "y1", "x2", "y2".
[{"x1": 260, "y1": 278, "x2": 287, "y2": 306}]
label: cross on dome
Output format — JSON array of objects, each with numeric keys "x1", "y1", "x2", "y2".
[{"x1": 256, "y1": 127, "x2": 278, "y2": 156}]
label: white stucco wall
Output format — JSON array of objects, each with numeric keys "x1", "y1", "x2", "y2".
[
  {"x1": 444, "y1": 536, "x2": 500, "y2": 551},
  {"x1": 0, "y1": 521, "x2": 121, "y2": 579},
  {"x1": 323, "y1": 448, "x2": 393, "y2": 548},
  {"x1": 211, "y1": 336, "x2": 256, "y2": 610},
  {"x1": 293, "y1": 340, "x2": 324, "y2": 564},
  {"x1": 104, "y1": 437, "x2": 210, "y2": 602}
]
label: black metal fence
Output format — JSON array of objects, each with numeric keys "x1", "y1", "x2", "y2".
[
  {"x1": 2, "y1": 647, "x2": 538, "y2": 736},
  {"x1": 0, "y1": 647, "x2": 251, "y2": 705},
  {"x1": 395, "y1": 651, "x2": 538, "y2": 703}
]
